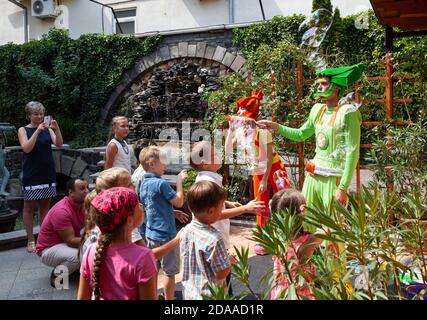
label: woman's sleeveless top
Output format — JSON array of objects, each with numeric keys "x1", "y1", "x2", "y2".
[
  {"x1": 22, "y1": 127, "x2": 56, "y2": 187},
  {"x1": 108, "y1": 138, "x2": 131, "y2": 173}
]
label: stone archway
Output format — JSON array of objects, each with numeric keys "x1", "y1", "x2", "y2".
[{"x1": 100, "y1": 42, "x2": 246, "y2": 125}]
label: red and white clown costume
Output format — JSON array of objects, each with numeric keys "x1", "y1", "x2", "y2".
[{"x1": 226, "y1": 90, "x2": 290, "y2": 255}]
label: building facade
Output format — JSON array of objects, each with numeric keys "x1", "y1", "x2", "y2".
[{"x1": 1, "y1": 0, "x2": 372, "y2": 45}]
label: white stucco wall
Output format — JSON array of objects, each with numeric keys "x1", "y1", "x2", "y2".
[
  {"x1": 105, "y1": 0, "x2": 372, "y2": 34},
  {"x1": 1, "y1": 0, "x2": 104, "y2": 44},
  {"x1": 0, "y1": 1, "x2": 27, "y2": 44},
  {"x1": 26, "y1": 0, "x2": 103, "y2": 40},
  {"x1": 1, "y1": 0, "x2": 373, "y2": 45}
]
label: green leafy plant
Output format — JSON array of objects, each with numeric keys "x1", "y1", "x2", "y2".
[
  {"x1": 207, "y1": 184, "x2": 426, "y2": 300},
  {"x1": 367, "y1": 120, "x2": 427, "y2": 198},
  {"x1": 0, "y1": 29, "x2": 162, "y2": 147}
]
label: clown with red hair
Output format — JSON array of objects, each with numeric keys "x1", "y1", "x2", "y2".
[{"x1": 226, "y1": 90, "x2": 290, "y2": 255}]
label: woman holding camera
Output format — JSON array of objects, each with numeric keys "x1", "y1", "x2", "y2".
[{"x1": 18, "y1": 101, "x2": 63, "y2": 252}]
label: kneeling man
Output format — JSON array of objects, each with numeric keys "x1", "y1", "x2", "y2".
[{"x1": 35, "y1": 178, "x2": 88, "y2": 285}]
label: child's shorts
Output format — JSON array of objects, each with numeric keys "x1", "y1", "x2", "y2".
[{"x1": 146, "y1": 237, "x2": 180, "y2": 276}]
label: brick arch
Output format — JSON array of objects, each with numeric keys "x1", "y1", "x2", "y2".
[{"x1": 100, "y1": 42, "x2": 247, "y2": 124}]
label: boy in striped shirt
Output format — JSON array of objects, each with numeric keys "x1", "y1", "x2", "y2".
[{"x1": 180, "y1": 180, "x2": 234, "y2": 300}]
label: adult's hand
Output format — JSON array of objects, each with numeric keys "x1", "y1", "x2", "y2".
[
  {"x1": 36, "y1": 122, "x2": 47, "y2": 133},
  {"x1": 257, "y1": 120, "x2": 280, "y2": 133},
  {"x1": 50, "y1": 119, "x2": 60, "y2": 131},
  {"x1": 335, "y1": 188, "x2": 348, "y2": 207}
]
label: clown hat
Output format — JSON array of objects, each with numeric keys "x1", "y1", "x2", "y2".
[
  {"x1": 315, "y1": 63, "x2": 365, "y2": 97},
  {"x1": 236, "y1": 89, "x2": 264, "y2": 120}
]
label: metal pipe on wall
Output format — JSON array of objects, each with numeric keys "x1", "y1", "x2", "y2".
[
  {"x1": 88, "y1": 0, "x2": 123, "y2": 34},
  {"x1": 8, "y1": 0, "x2": 28, "y2": 43},
  {"x1": 259, "y1": 0, "x2": 266, "y2": 20},
  {"x1": 228, "y1": 0, "x2": 234, "y2": 24}
]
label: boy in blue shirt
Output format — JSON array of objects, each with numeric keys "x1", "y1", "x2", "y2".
[{"x1": 139, "y1": 146, "x2": 188, "y2": 300}]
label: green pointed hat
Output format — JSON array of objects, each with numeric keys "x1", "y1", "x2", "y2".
[{"x1": 315, "y1": 63, "x2": 365, "y2": 97}]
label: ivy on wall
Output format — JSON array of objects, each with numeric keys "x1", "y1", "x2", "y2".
[{"x1": 0, "y1": 29, "x2": 162, "y2": 147}]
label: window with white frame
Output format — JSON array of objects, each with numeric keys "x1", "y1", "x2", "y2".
[{"x1": 114, "y1": 9, "x2": 136, "y2": 34}]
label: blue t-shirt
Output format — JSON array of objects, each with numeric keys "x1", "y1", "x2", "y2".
[{"x1": 140, "y1": 173, "x2": 177, "y2": 241}]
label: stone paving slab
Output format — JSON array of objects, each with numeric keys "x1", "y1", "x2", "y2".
[
  {"x1": 0, "y1": 271, "x2": 18, "y2": 299},
  {"x1": 0, "y1": 224, "x2": 266, "y2": 300},
  {"x1": 7, "y1": 277, "x2": 55, "y2": 300},
  {"x1": 15, "y1": 266, "x2": 52, "y2": 283},
  {"x1": 0, "y1": 257, "x2": 23, "y2": 273}
]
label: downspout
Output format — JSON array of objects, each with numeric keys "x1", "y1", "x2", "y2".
[
  {"x1": 88, "y1": 0, "x2": 123, "y2": 34},
  {"x1": 258, "y1": 0, "x2": 266, "y2": 20},
  {"x1": 228, "y1": 0, "x2": 234, "y2": 24},
  {"x1": 8, "y1": 0, "x2": 28, "y2": 43}
]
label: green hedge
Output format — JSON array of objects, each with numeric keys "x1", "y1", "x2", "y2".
[{"x1": 0, "y1": 29, "x2": 162, "y2": 147}]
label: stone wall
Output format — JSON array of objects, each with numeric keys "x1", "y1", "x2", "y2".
[
  {"x1": 125, "y1": 57, "x2": 228, "y2": 143},
  {"x1": 101, "y1": 31, "x2": 246, "y2": 125},
  {"x1": 4, "y1": 146, "x2": 103, "y2": 196}
]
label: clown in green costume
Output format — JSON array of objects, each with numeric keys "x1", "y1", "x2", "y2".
[
  {"x1": 258, "y1": 63, "x2": 364, "y2": 228},
  {"x1": 258, "y1": 64, "x2": 364, "y2": 288}
]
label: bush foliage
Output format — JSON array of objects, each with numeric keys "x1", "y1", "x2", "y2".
[
  {"x1": 204, "y1": 10, "x2": 426, "y2": 180},
  {"x1": 0, "y1": 29, "x2": 162, "y2": 147}
]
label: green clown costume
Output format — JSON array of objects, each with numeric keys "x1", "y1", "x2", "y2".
[
  {"x1": 278, "y1": 63, "x2": 364, "y2": 223},
  {"x1": 277, "y1": 63, "x2": 364, "y2": 289}
]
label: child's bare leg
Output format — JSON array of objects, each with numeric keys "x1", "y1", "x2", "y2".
[{"x1": 164, "y1": 275, "x2": 175, "y2": 300}]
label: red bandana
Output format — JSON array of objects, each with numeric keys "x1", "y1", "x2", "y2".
[{"x1": 91, "y1": 187, "x2": 138, "y2": 233}]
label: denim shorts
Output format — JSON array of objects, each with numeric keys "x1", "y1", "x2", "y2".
[{"x1": 146, "y1": 237, "x2": 180, "y2": 276}]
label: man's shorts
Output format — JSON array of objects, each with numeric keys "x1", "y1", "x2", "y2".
[{"x1": 146, "y1": 237, "x2": 180, "y2": 276}]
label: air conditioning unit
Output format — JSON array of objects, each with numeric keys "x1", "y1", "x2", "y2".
[{"x1": 32, "y1": 0, "x2": 58, "y2": 19}]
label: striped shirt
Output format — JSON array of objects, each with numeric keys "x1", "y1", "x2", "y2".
[{"x1": 180, "y1": 220, "x2": 231, "y2": 300}]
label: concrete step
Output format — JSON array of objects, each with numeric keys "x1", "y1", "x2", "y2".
[{"x1": 0, "y1": 226, "x2": 39, "y2": 251}]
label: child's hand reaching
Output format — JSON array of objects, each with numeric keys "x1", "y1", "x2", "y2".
[
  {"x1": 177, "y1": 169, "x2": 188, "y2": 182},
  {"x1": 258, "y1": 177, "x2": 268, "y2": 194},
  {"x1": 174, "y1": 210, "x2": 190, "y2": 223},
  {"x1": 225, "y1": 201, "x2": 242, "y2": 208},
  {"x1": 243, "y1": 199, "x2": 265, "y2": 214}
]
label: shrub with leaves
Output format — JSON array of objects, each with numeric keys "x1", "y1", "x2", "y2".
[
  {"x1": 0, "y1": 29, "x2": 162, "y2": 147},
  {"x1": 208, "y1": 184, "x2": 426, "y2": 300}
]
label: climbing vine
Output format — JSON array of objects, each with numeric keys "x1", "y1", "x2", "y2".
[
  {"x1": 0, "y1": 29, "x2": 162, "y2": 147},
  {"x1": 204, "y1": 9, "x2": 427, "y2": 174}
]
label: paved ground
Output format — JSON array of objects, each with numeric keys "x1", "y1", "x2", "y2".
[
  {"x1": 0, "y1": 166, "x2": 375, "y2": 300},
  {"x1": 0, "y1": 224, "x2": 271, "y2": 300}
]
